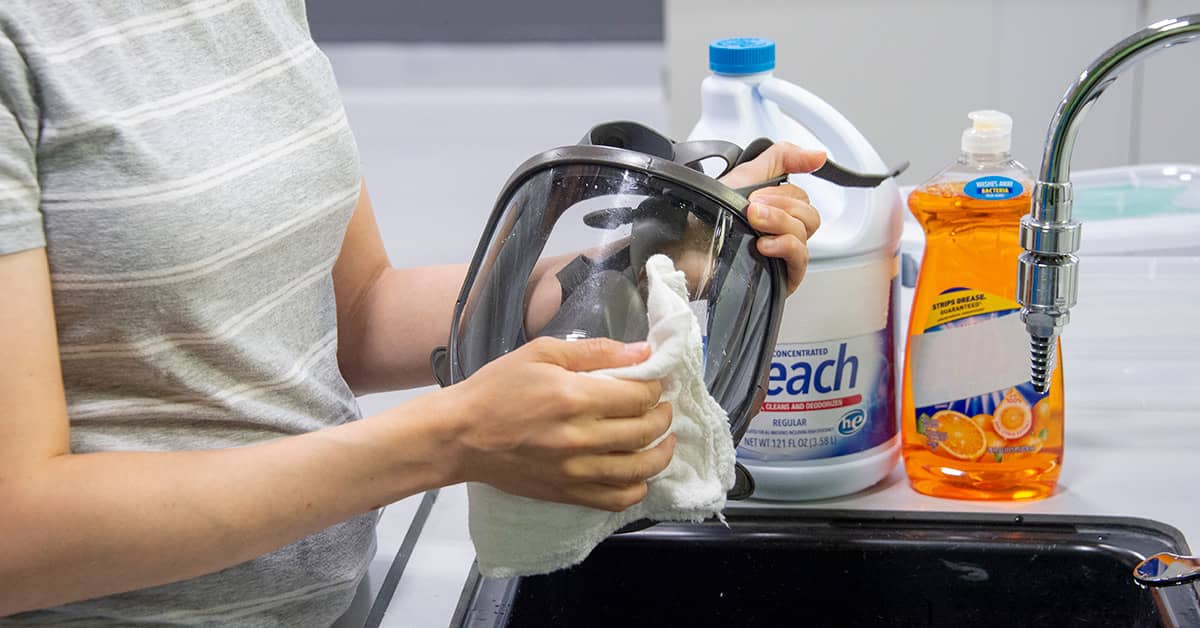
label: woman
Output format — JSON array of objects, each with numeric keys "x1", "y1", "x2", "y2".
[{"x1": 0, "y1": 2, "x2": 822, "y2": 625}]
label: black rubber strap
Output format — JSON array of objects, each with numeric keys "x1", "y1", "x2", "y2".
[
  {"x1": 554, "y1": 255, "x2": 596, "y2": 303},
  {"x1": 671, "y1": 139, "x2": 743, "y2": 177}
]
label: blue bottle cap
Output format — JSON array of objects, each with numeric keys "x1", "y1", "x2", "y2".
[{"x1": 709, "y1": 37, "x2": 776, "y2": 75}]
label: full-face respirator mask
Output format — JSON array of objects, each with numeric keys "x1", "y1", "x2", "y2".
[{"x1": 432, "y1": 121, "x2": 828, "y2": 499}]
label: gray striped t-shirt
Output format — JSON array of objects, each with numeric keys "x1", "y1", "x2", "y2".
[{"x1": 0, "y1": 1, "x2": 377, "y2": 625}]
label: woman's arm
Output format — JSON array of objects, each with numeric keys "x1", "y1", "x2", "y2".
[
  {"x1": 0, "y1": 246, "x2": 461, "y2": 615},
  {"x1": 0, "y1": 246, "x2": 483, "y2": 616},
  {"x1": 1, "y1": 232, "x2": 671, "y2": 616},
  {"x1": 331, "y1": 182, "x2": 600, "y2": 392},
  {"x1": 331, "y1": 182, "x2": 467, "y2": 393}
]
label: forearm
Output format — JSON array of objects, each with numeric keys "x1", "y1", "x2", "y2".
[
  {"x1": 0, "y1": 390, "x2": 460, "y2": 617},
  {"x1": 340, "y1": 256, "x2": 578, "y2": 394},
  {"x1": 332, "y1": 178, "x2": 599, "y2": 393}
]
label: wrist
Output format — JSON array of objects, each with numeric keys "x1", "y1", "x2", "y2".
[
  {"x1": 351, "y1": 386, "x2": 471, "y2": 498},
  {"x1": 416, "y1": 384, "x2": 474, "y2": 487}
]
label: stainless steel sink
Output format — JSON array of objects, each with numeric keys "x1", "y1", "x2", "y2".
[{"x1": 452, "y1": 509, "x2": 1200, "y2": 627}]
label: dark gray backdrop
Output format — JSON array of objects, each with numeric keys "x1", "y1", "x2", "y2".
[{"x1": 307, "y1": 0, "x2": 663, "y2": 43}]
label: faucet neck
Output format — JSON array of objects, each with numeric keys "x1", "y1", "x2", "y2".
[{"x1": 1038, "y1": 14, "x2": 1200, "y2": 185}]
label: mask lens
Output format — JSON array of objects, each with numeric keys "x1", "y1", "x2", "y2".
[
  {"x1": 696, "y1": 216, "x2": 775, "y2": 427},
  {"x1": 453, "y1": 163, "x2": 778, "y2": 430}
]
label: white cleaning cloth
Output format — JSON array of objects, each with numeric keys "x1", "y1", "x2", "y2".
[{"x1": 467, "y1": 254, "x2": 737, "y2": 578}]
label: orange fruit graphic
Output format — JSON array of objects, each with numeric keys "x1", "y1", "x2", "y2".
[
  {"x1": 992, "y1": 390, "x2": 1032, "y2": 439},
  {"x1": 972, "y1": 413, "x2": 996, "y2": 435},
  {"x1": 1032, "y1": 397, "x2": 1057, "y2": 434},
  {"x1": 984, "y1": 432, "x2": 1007, "y2": 461},
  {"x1": 931, "y1": 410, "x2": 987, "y2": 460}
]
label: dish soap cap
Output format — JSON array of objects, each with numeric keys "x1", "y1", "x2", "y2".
[{"x1": 961, "y1": 110, "x2": 1013, "y2": 155}]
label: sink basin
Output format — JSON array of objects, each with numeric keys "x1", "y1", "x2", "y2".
[{"x1": 452, "y1": 509, "x2": 1200, "y2": 627}]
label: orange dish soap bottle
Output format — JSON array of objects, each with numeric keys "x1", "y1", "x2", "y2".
[{"x1": 901, "y1": 110, "x2": 1064, "y2": 500}]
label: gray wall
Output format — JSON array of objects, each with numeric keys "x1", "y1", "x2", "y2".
[{"x1": 307, "y1": 0, "x2": 663, "y2": 42}]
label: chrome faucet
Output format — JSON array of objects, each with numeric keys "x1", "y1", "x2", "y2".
[{"x1": 1018, "y1": 14, "x2": 1200, "y2": 393}]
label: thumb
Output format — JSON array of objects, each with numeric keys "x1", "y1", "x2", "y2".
[
  {"x1": 719, "y1": 141, "x2": 827, "y2": 189},
  {"x1": 530, "y1": 337, "x2": 651, "y2": 372}
]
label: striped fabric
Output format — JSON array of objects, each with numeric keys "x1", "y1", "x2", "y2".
[{"x1": 0, "y1": 2, "x2": 376, "y2": 625}]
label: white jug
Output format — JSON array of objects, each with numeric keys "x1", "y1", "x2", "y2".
[{"x1": 688, "y1": 38, "x2": 904, "y2": 500}]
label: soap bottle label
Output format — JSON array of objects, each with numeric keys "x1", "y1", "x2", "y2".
[
  {"x1": 964, "y1": 175, "x2": 1024, "y2": 200},
  {"x1": 737, "y1": 323, "x2": 896, "y2": 462},
  {"x1": 908, "y1": 287, "x2": 1056, "y2": 463}
]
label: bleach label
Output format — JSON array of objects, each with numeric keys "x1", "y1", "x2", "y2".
[{"x1": 738, "y1": 322, "x2": 896, "y2": 462}]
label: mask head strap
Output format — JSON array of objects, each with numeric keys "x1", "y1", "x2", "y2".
[{"x1": 581, "y1": 121, "x2": 744, "y2": 178}]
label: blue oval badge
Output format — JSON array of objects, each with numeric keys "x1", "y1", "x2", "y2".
[
  {"x1": 838, "y1": 409, "x2": 867, "y2": 436},
  {"x1": 964, "y1": 176, "x2": 1024, "y2": 200}
]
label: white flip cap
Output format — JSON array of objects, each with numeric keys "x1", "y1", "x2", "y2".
[{"x1": 962, "y1": 110, "x2": 1013, "y2": 154}]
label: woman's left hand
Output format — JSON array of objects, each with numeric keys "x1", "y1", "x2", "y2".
[{"x1": 718, "y1": 142, "x2": 826, "y2": 294}]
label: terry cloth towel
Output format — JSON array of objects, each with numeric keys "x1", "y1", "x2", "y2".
[{"x1": 467, "y1": 254, "x2": 737, "y2": 578}]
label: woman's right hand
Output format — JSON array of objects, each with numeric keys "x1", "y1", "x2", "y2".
[{"x1": 441, "y1": 336, "x2": 675, "y2": 512}]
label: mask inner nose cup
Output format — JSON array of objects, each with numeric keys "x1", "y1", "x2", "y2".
[{"x1": 537, "y1": 267, "x2": 648, "y2": 343}]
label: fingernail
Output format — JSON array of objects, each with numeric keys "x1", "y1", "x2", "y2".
[
  {"x1": 754, "y1": 204, "x2": 770, "y2": 220},
  {"x1": 760, "y1": 236, "x2": 777, "y2": 250},
  {"x1": 625, "y1": 341, "x2": 650, "y2": 356}
]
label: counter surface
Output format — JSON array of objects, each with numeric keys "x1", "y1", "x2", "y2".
[{"x1": 364, "y1": 404, "x2": 1200, "y2": 627}]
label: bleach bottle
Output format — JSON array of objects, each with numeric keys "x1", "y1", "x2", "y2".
[{"x1": 689, "y1": 38, "x2": 903, "y2": 500}]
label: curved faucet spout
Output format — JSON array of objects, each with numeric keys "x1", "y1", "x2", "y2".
[
  {"x1": 1040, "y1": 16, "x2": 1200, "y2": 185},
  {"x1": 1018, "y1": 14, "x2": 1200, "y2": 393}
]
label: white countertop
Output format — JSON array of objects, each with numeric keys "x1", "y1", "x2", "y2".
[{"x1": 360, "y1": 402, "x2": 1200, "y2": 628}]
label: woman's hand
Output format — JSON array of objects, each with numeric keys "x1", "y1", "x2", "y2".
[
  {"x1": 442, "y1": 336, "x2": 675, "y2": 512},
  {"x1": 718, "y1": 142, "x2": 826, "y2": 294}
]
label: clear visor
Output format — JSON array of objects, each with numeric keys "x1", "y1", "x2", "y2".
[{"x1": 453, "y1": 163, "x2": 779, "y2": 430}]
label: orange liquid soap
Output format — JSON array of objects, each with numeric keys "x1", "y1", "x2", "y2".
[{"x1": 901, "y1": 111, "x2": 1065, "y2": 501}]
